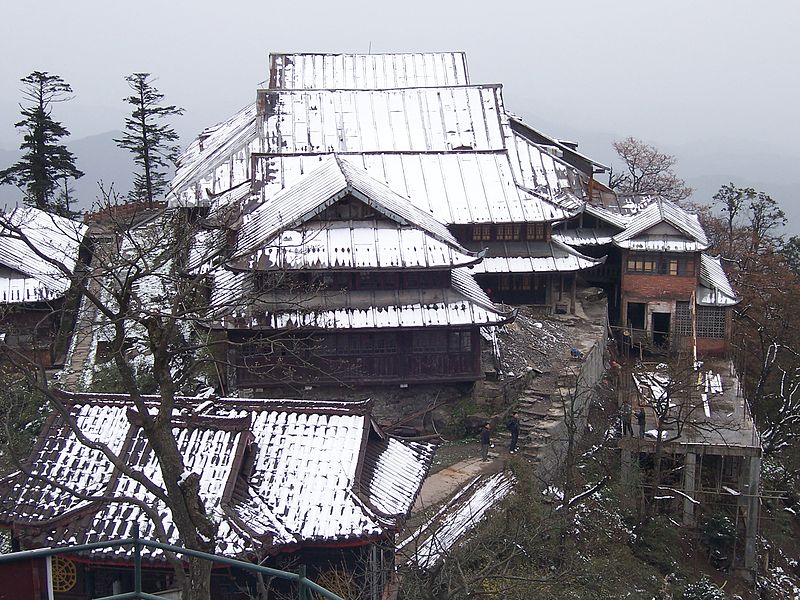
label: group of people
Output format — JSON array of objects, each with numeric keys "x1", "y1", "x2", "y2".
[
  {"x1": 478, "y1": 385, "x2": 647, "y2": 461},
  {"x1": 621, "y1": 400, "x2": 647, "y2": 437},
  {"x1": 479, "y1": 411, "x2": 520, "y2": 461}
]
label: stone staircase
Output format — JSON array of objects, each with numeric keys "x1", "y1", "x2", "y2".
[
  {"x1": 496, "y1": 333, "x2": 606, "y2": 476},
  {"x1": 59, "y1": 273, "x2": 102, "y2": 390}
]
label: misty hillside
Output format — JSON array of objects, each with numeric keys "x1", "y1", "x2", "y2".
[
  {"x1": 516, "y1": 111, "x2": 800, "y2": 231},
  {"x1": 1, "y1": 127, "x2": 797, "y2": 232}
]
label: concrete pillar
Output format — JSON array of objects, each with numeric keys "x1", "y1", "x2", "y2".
[
  {"x1": 620, "y1": 447, "x2": 633, "y2": 487},
  {"x1": 742, "y1": 455, "x2": 761, "y2": 572},
  {"x1": 683, "y1": 452, "x2": 697, "y2": 525}
]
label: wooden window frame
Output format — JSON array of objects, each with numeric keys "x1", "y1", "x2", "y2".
[{"x1": 472, "y1": 224, "x2": 492, "y2": 241}]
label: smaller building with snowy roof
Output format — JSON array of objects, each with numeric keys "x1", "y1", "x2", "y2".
[
  {"x1": 0, "y1": 206, "x2": 87, "y2": 367},
  {"x1": 0, "y1": 391, "x2": 434, "y2": 598},
  {"x1": 556, "y1": 197, "x2": 739, "y2": 356}
]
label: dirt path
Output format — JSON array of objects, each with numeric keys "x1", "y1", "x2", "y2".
[{"x1": 413, "y1": 453, "x2": 504, "y2": 512}]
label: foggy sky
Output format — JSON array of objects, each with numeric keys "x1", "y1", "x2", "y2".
[{"x1": 1, "y1": 0, "x2": 798, "y2": 203}]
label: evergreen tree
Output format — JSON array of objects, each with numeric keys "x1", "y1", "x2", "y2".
[
  {"x1": 0, "y1": 71, "x2": 84, "y2": 213},
  {"x1": 115, "y1": 73, "x2": 184, "y2": 206}
]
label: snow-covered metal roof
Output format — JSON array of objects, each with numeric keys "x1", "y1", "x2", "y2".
[
  {"x1": 466, "y1": 239, "x2": 605, "y2": 274},
  {"x1": 506, "y1": 130, "x2": 586, "y2": 210},
  {"x1": 0, "y1": 207, "x2": 86, "y2": 304},
  {"x1": 229, "y1": 221, "x2": 481, "y2": 272},
  {"x1": 583, "y1": 203, "x2": 630, "y2": 229},
  {"x1": 552, "y1": 228, "x2": 616, "y2": 247},
  {"x1": 631, "y1": 359, "x2": 760, "y2": 450},
  {"x1": 613, "y1": 199, "x2": 709, "y2": 251},
  {"x1": 399, "y1": 472, "x2": 515, "y2": 569},
  {"x1": 168, "y1": 103, "x2": 258, "y2": 208},
  {"x1": 234, "y1": 156, "x2": 463, "y2": 261},
  {"x1": 697, "y1": 254, "x2": 739, "y2": 306},
  {"x1": 253, "y1": 152, "x2": 573, "y2": 225},
  {"x1": 361, "y1": 437, "x2": 436, "y2": 518},
  {"x1": 269, "y1": 52, "x2": 470, "y2": 90},
  {"x1": 507, "y1": 115, "x2": 610, "y2": 172},
  {"x1": 209, "y1": 267, "x2": 510, "y2": 329},
  {"x1": 0, "y1": 393, "x2": 435, "y2": 559},
  {"x1": 258, "y1": 85, "x2": 507, "y2": 154}
]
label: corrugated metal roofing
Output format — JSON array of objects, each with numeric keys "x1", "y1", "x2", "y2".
[
  {"x1": 583, "y1": 203, "x2": 630, "y2": 229},
  {"x1": 234, "y1": 156, "x2": 464, "y2": 262},
  {"x1": 697, "y1": 254, "x2": 739, "y2": 306},
  {"x1": 229, "y1": 221, "x2": 480, "y2": 272},
  {"x1": 613, "y1": 199, "x2": 709, "y2": 250},
  {"x1": 0, "y1": 394, "x2": 434, "y2": 559},
  {"x1": 361, "y1": 437, "x2": 436, "y2": 518},
  {"x1": 253, "y1": 152, "x2": 573, "y2": 225},
  {"x1": 466, "y1": 240, "x2": 605, "y2": 274},
  {"x1": 209, "y1": 267, "x2": 509, "y2": 329},
  {"x1": 507, "y1": 115, "x2": 610, "y2": 172},
  {"x1": 552, "y1": 228, "x2": 616, "y2": 247},
  {"x1": 506, "y1": 130, "x2": 586, "y2": 209},
  {"x1": 0, "y1": 207, "x2": 86, "y2": 303},
  {"x1": 168, "y1": 103, "x2": 258, "y2": 207},
  {"x1": 259, "y1": 85, "x2": 507, "y2": 154},
  {"x1": 269, "y1": 52, "x2": 470, "y2": 90}
]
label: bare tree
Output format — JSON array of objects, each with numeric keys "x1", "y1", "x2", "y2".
[
  {"x1": 609, "y1": 137, "x2": 692, "y2": 204},
  {"x1": 0, "y1": 197, "x2": 322, "y2": 599}
]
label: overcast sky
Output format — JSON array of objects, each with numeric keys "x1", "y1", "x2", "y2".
[{"x1": 1, "y1": 0, "x2": 798, "y2": 205}]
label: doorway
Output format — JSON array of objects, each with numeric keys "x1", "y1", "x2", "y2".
[
  {"x1": 652, "y1": 312, "x2": 671, "y2": 347},
  {"x1": 626, "y1": 302, "x2": 646, "y2": 332}
]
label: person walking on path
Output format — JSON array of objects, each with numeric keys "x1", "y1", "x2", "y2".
[
  {"x1": 621, "y1": 400, "x2": 633, "y2": 437},
  {"x1": 637, "y1": 407, "x2": 646, "y2": 438},
  {"x1": 480, "y1": 423, "x2": 492, "y2": 461},
  {"x1": 506, "y1": 412, "x2": 520, "y2": 453}
]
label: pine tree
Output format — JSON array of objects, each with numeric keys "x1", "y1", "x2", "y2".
[
  {"x1": 0, "y1": 71, "x2": 84, "y2": 213},
  {"x1": 115, "y1": 73, "x2": 184, "y2": 206}
]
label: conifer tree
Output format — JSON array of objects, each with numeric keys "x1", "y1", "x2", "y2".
[
  {"x1": 0, "y1": 71, "x2": 84, "y2": 213},
  {"x1": 115, "y1": 73, "x2": 184, "y2": 206}
]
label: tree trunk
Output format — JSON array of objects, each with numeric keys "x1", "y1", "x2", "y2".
[{"x1": 186, "y1": 556, "x2": 213, "y2": 600}]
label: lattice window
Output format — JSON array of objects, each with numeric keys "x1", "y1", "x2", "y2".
[
  {"x1": 372, "y1": 333, "x2": 398, "y2": 354},
  {"x1": 526, "y1": 223, "x2": 546, "y2": 240},
  {"x1": 412, "y1": 331, "x2": 448, "y2": 353},
  {"x1": 448, "y1": 331, "x2": 472, "y2": 352},
  {"x1": 626, "y1": 255, "x2": 656, "y2": 273},
  {"x1": 472, "y1": 224, "x2": 491, "y2": 241},
  {"x1": 51, "y1": 556, "x2": 77, "y2": 593},
  {"x1": 496, "y1": 224, "x2": 521, "y2": 241},
  {"x1": 674, "y1": 301, "x2": 693, "y2": 336},
  {"x1": 696, "y1": 306, "x2": 726, "y2": 338}
]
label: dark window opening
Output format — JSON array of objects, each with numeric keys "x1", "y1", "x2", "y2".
[
  {"x1": 496, "y1": 224, "x2": 521, "y2": 241},
  {"x1": 626, "y1": 253, "x2": 696, "y2": 276}
]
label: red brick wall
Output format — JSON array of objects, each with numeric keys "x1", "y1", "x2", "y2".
[
  {"x1": 697, "y1": 337, "x2": 727, "y2": 356},
  {"x1": 619, "y1": 250, "x2": 700, "y2": 322},
  {"x1": 622, "y1": 273, "x2": 697, "y2": 301}
]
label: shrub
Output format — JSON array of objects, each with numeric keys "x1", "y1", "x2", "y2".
[{"x1": 682, "y1": 577, "x2": 724, "y2": 600}]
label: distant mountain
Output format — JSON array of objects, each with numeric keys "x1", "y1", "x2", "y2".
[{"x1": 68, "y1": 131, "x2": 135, "y2": 211}]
